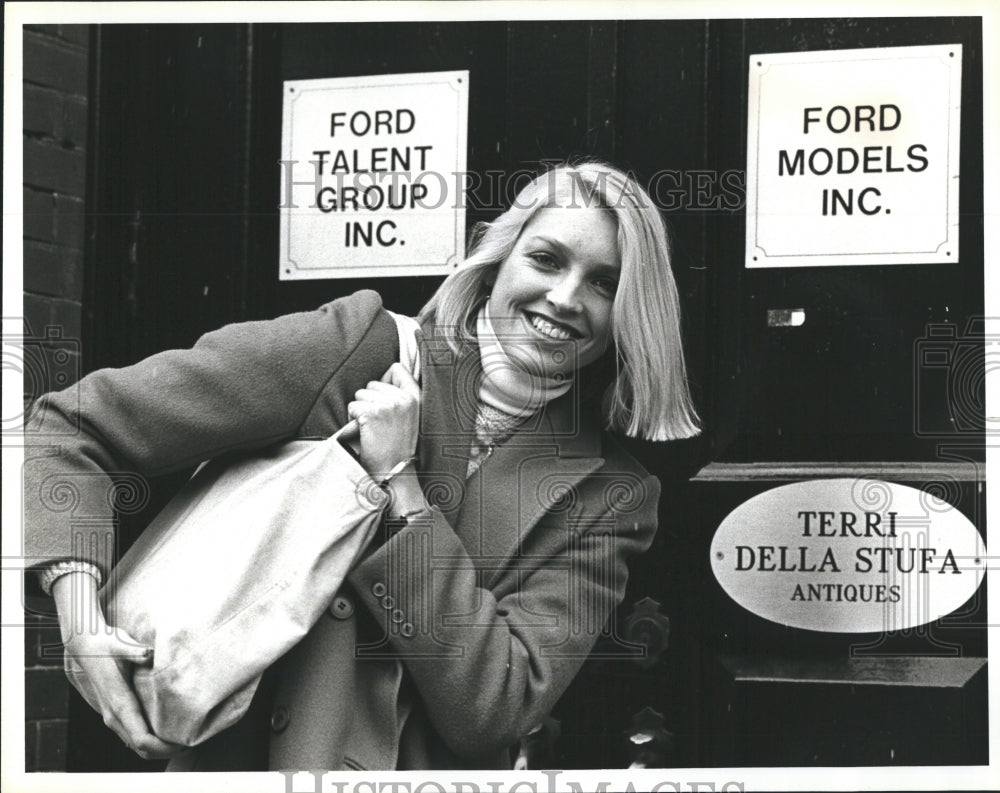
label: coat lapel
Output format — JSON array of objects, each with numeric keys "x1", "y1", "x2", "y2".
[
  {"x1": 465, "y1": 392, "x2": 605, "y2": 576},
  {"x1": 414, "y1": 326, "x2": 477, "y2": 523},
  {"x1": 415, "y1": 325, "x2": 607, "y2": 576}
]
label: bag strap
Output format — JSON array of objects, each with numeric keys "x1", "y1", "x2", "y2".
[
  {"x1": 337, "y1": 309, "x2": 422, "y2": 443},
  {"x1": 386, "y1": 310, "x2": 421, "y2": 385}
]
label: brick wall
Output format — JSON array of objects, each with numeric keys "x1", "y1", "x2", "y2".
[{"x1": 23, "y1": 23, "x2": 90, "y2": 773}]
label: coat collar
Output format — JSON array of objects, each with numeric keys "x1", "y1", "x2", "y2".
[{"x1": 415, "y1": 322, "x2": 606, "y2": 570}]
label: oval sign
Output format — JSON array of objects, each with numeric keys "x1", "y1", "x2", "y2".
[{"x1": 709, "y1": 478, "x2": 986, "y2": 633}]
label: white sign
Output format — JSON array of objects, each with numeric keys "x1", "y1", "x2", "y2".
[
  {"x1": 746, "y1": 45, "x2": 961, "y2": 267},
  {"x1": 710, "y1": 479, "x2": 986, "y2": 633},
  {"x1": 280, "y1": 70, "x2": 468, "y2": 280}
]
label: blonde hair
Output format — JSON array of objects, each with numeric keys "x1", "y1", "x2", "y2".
[{"x1": 419, "y1": 161, "x2": 700, "y2": 442}]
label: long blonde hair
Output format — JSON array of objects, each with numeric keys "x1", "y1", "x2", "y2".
[{"x1": 419, "y1": 161, "x2": 700, "y2": 442}]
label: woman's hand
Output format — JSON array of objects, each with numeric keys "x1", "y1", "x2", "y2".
[
  {"x1": 52, "y1": 572, "x2": 187, "y2": 760},
  {"x1": 347, "y1": 362, "x2": 421, "y2": 476}
]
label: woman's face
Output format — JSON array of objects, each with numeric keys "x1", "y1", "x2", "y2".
[{"x1": 488, "y1": 205, "x2": 620, "y2": 377}]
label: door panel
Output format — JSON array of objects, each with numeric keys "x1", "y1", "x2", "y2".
[{"x1": 706, "y1": 17, "x2": 984, "y2": 463}]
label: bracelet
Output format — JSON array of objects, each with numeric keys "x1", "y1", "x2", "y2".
[
  {"x1": 378, "y1": 455, "x2": 418, "y2": 489},
  {"x1": 38, "y1": 560, "x2": 103, "y2": 596}
]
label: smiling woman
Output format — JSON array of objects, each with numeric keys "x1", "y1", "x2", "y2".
[
  {"x1": 25, "y1": 159, "x2": 700, "y2": 772},
  {"x1": 421, "y1": 162, "x2": 700, "y2": 441}
]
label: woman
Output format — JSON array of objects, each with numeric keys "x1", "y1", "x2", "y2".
[{"x1": 24, "y1": 161, "x2": 699, "y2": 770}]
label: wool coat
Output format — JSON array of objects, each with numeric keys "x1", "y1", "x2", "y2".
[{"x1": 23, "y1": 290, "x2": 660, "y2": 771}]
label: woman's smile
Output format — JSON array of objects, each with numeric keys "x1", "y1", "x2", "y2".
[{"x1": 523, "y1": 310, "x2": 582, "y2": 341}]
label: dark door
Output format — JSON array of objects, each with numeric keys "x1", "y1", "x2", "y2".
[{"x1": 73, "y1": 16, "x2": 985, "y2": 771}]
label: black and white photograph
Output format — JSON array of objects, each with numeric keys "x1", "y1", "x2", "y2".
[{"x1": 3, "y1": 2, "x2": 997, "y2": 791}]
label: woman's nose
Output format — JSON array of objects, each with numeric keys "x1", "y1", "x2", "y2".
[{"x1": 546, "y1": 274, "x2": 583, "y2": 313}]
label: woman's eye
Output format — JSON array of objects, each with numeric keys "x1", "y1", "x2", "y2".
[
  {"x1": 528, "y1": 251, "x2": 558, "y2": 268},
  {"x1": 593, "y1": 277, "x2": 618, "y2": 295}
]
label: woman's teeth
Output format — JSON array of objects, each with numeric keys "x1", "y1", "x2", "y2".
[{"x1": 529, "y1": 313, "x2": 573, "y2": 341}]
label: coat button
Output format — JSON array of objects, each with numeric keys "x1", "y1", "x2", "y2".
[
  {"x1": 372, "y1": 582, "x2": 387, "y2": 597},
  {"x1": 329, "y1": 594, "x2": 354, "y2": 620},
  {"x1": 381, "y1": 595, "x2": 395, "y2": 610},
  {"x1": 270, "y1": 706, "x2": 290, "y2": 733},
  {"x1": 391, "y1": 608, "x2": 405, "y2": 624},
  {"x1": 401, "y1": 622, "x2": 415, "y2": 638}
]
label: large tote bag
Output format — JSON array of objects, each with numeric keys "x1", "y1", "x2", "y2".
[{"x1": 66, "y1": 311, "x2": 421, "y2": 747}]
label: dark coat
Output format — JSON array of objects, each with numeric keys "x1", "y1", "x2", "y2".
[{"x1": 23, "y1": 290, "x2": 659, "y2": 771}]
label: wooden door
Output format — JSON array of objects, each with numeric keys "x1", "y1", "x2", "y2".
[{"x1": 72, "y1": 16, "x2": 986, "y2": 771}]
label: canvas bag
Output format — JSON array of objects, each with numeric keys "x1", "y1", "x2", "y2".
[{"x1": 65, "y1": 311, "x2": 422, "y2": 748}]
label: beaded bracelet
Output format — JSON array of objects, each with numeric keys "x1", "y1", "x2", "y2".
[{"x1": 38, "y1": 560, "x2": 103, "y2": 596}]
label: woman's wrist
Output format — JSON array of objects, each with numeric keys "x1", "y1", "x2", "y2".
[
  {"x1": 382, "y1": 462, "x2": 427, "y2": 519},
  {"x1": 51, "y1": 571, "x2": 103, "y2": 644},
  {"x1": 377, "y1": 455, "x2": 419, "y2": 489},
  {"x1": 39, "y1": 559, "x2": 103, "y2": 596}
]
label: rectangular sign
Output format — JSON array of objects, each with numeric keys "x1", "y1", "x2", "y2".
[
  {"x1": 746, "y1": 45, "x2": 961, "y2": 268},
  {"x1": 280, "y1": 70, "x2": 469, "y2": 280}
]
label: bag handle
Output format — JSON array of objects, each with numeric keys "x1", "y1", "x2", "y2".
[
  {"x1": 337, "y1": 309, "x2": 422, "y2": 443},
  {"x1": 387, "y1": 310, "x2": 422, "y2": 384}
]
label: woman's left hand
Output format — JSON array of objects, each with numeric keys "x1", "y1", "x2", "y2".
[{"x1": 347, "y1": 362, "x2": 421, "y2": 476}]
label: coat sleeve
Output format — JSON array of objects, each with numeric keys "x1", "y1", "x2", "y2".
[
  {"x1": 347, "y1": 469, "x2": 660, "y2": 759},
  {"x1": 23, "y1": 290, "x2": 390, "y2": 579}
]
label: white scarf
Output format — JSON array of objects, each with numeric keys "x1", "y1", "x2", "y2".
[{"x1": 476, "y1": 302, "x2": 573, "y2": 418}]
